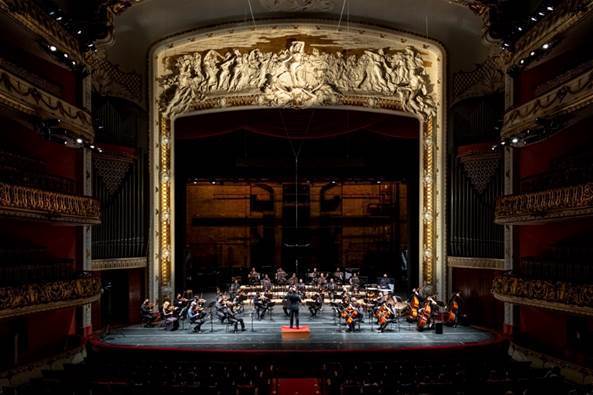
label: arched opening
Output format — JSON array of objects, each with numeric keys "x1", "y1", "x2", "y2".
[{"x1": 173, "y1": 108, "x2": 420, "y2": 293}]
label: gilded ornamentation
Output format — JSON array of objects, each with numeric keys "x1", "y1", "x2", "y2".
[
  {"x1": 259, "y1": 0, "x2": 336, "y2": 11},
  {"x1": 459, "y1": 151, "x2": 501, "y2": 194},
  {"x1": 447, "y1": 256, "x2": 505, "y2": 270},
  {"x1": 159, "y1": 42, "x2": 437, "y2": 120},
  {"x1": 91, "y1": 257, "x2": 147, "y2": 271},
  {"x1": 94, "y1": 152, "x2": 134, "y2": 196},
  {"x1": 492, "y1": 273, "x2": 593, "y2": 317},
  {"x1": 0, "y1": 183, "x2": 101, "y2": 224},
  {"x1": 451, "y1": 52, "x2": 505, "y2": 104},
  {"x1": 0, "y1": 275, "x2": 101, "y2": 319},
  {"x1": 495, "y1": 182, "x2": 593, "y2": 224},
  {"x1": 85, "y1": 50, "x2": 144, "y2": 107},
  {"x1": 0, "y1": 67, "x2": 94, "y2": 141},
  {"x1": 502, "y1": 68, "x2": 593, "y2": 139}
]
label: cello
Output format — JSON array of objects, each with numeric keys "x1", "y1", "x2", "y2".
[
  {"x1": 341, "y1": 304, "x2": 359, "y2": 331},
  {"x1": 416, "y1": 297, "x2": 433, "y2": 332},
  {"x1": 407, "y1": 289, "x2": 421, "y2": 322},
  {"x1": 446, "y1": 292, "x2": 461, "y2": 326}
]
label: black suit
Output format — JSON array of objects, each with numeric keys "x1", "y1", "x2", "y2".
[{"x1": 286, "y1": 292, "x2": 302, "y2": 328}]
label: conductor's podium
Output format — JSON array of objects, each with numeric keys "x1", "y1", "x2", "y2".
[{"x1": 281, "y1": 325, "x2": 311, "y2": 340}]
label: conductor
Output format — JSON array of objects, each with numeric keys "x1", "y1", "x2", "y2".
[{"x1": 286, "y1": 286, "x2": 302, "y2": 329}]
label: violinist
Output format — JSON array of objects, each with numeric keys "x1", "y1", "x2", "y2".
[
  {"x1": 349, "y1": 273, "x2": 360, "y2": 290},
  {"x1": 253, "y1": 292, "x2": 270, "y2": 320},
  {"x1": 248, "y1": 267, "x2": 260, "y2": 285},
  {"x1": 140, "y1": 299, "x2": 158, "y2": 327},
  {"x1": 229, "y1": 279, "x2": 241, "y2": 298},
  {"x1": 174, "y1": 293, "x2": 188, "y2": 310},
  {"x1": 446, "y1": 291, "x2": 463, "y2": 327},
  {"x1": 162, "y1": 300, "x2": 179, "y2": 331},
  {"x1": 223, "y1": 302, "x2": 245, "y2": 332},
  {"x1": 334, "y1": 268, "x2": 344, "y2": 284},
  {"x1": 275, "y1": 267, "x2": 287, "y2": 284},
  {"x1": 188, "y1": 299, "x2": 207, "y2": 332}
]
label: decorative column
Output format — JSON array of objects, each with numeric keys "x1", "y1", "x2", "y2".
[{"x1": 81, "y1": 146, "x2": 93, "y2": 337}]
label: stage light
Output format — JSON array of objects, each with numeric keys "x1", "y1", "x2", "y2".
[
  {"x1": 530, "y1": 51, "x2": 536, "y2": 56},
  {"x1": 542, "y1": 43, "x2": 550, "y2": 49},
  {"x1": 90, "y1": 145, "x2": 95, "y2": 149},
  {"x1": 531, "y1": 17, "x2": 537, "y2": 22},
  {"x1": 517, "y1": 27, "x2": 523, "y2": 32},
  {"x1": 76, "y1": 138, "x2": 83, "y2": 144},
  {"x1": 64, "y1": 141, "x2": 68, "y2": 145},
  {"x1": 72, "y1": 60, "x2": 76, "y2": 66},
  {"x1": 500, "y1": 140, "x2": 506, "y2": 146},
  {"x1": 49, "y1": 45, "x2": 57, "y2": 52},
  {"x1": 63, "y1": 53, "x2": 69, "y2": 58},
  {"x1": 210, "y1": 180, "x2": 216, "y2": 185},
  {"x1": 520, "y1": 59, "x2": 525, "y2": 65},
  {"x1": 491, "y1": 145, "x2": 497, "y2": 151},
  {"x1": 56, "y1": 16, "x2": 63, "y2": 21},
  {"x1": 538, "y1": 12, "x2": 544, "y2": 16},
  {"x1": 547, "y1": 6, "x2": 554, "y2": 11},
  {"x1": 511, "y1": 137, "x2": 519, "y2": 144},
  {"x1": 331, "y1": 180, "x2": 336, "y2": 184},
  {"x1": 376, "y1": 180, "x2": 382, "y2": 184},
  {"x1": 77, "y1": 30, "x2": 82, "y2": 35}
]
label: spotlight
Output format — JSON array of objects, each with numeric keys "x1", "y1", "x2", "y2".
[
  {"x1": 331, "y1": 180, "x2": 337, "y2": 184},
  {"x1": 547, "y1": 6, "x2": 554, "y2": 11},
  {"x1": 64, "y1": 141, "x2": 68, "y2": 145},
  {"x1": 56, "y1": 16, "x2": 63, "y2": 21},
  {"x1": 530, "y1": 51, "x2": 536, "y2": 56},
  {"x1": 520, "y1": 59, "x2": 525, "y2": 65},
  {"x1": 517, "y1": 26, "x2": 523, "y2": 32},
  {"x1": 210, "y1": 180, "x2": 216, "y2": 185},
  {"x1": 71, "y1": 60, "x2": 76, "y2": 66},
  {"x1": 511, "y1": 137, "x2": 519, "y2": 144},
  {"x1": 500, "y1": 140, "x2": 506, "y2": 146},
  {"x1": 376, "y1": 180, "x2": 382, "y2": 184},
  {"x1": 49, "y1": 45, "x2": 57, "y2": 52},
  {"x1": 77, "y1": 30, "x2": 82, "y2": 35},
  {"x1": 63, "y1": 53, "x2": 68, "y2": 58},
  {"x1": 542, "y1": 43, "x2": 550, "y2": 49},
  {"x1": 491, "y1": 145, "x2": 497, "y2": 151},
  {"x1": 538, "y1": 12, "x2": 545, "y2": 16},
  {"x1": 76, "y1": 138, "x2": 83, "y2": 144},
  {"x1": 90, "y1": 145, "x2": 95, "y2": 149},
  {"x1": 531, "y1": 17, "x2": 537, "y2": 22},
  {"x1": 503, "y1": 42, "x2": 510, "y2": 48}
]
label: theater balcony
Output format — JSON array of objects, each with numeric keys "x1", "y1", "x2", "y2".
[
  {"x1": 0, "y1": 272, "x2": 101, "y2": 320},
  {"x1": 492, "y1": 272, "x2": 593, "y2": 317},
  {"x1": 0, "y1": 182, "x2": 100, "y2": 225},
  {"x1": 494, "y1": 182, "x2": 593, "y2": 225}
]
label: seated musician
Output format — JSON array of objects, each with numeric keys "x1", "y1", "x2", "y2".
[
  {"x1": 327, "y1": 278, "x2": 337, "y2": 299},
  {"x1": 354, "y1": 299, "x2": 366, "y2": 325},
  {"x1": 222, "y1": 302, "x2": 245, "y2": 332},
  {"x1": 248, "y1": 267, "x2": 260, "y2": 285},
  {"x1": 174, "y1": 293, "x2": 188, "y2": 310},
  {"x1": 188, "y1": 300, "x2": 207, "y2": 332},
  {"x1": 309, "y1": 267, "x2": 319, "y2": 285},
  {"x1": 261, "y1": 274, "x2": 272, "y2": 292},
  {"x1": 161, "y1": 300, "x2": 179, "y2": 331},
  {"x1": 379, "y1": 273, "x2": 390, "y2": 289},
  {"x1": 275, "y1": 267, "x2": 287, "y2": 284},
  {"x1": 215, "y1": 294, "x2": 228, "y2": 323},
  {"x1": 377, "y1": 302, "x2": 397, "y2": 333},
  {"x1": 253, "y1": 292, "x2": 270, "y2": 320},
  {"x1": 446, "y1": 291, "x2": 464, "y2": 327},
  {"x1": 342, "y1": 302, "x2": 358, "y2": 332},
  {"x1": 308, "y1": 293, "x2": 323, "y2": 317},
  {"x1": 349, "y1": 273, "x2": 360, "y2": 290},
  {"x1": 140, "y1": 299, "x2": 158, "y2": 327},
  {"x1": 288, "y1": 273, "x2": 298, "y2": 286},
  {"x1": 297, "y1": 278, "x2": 306, "y2": 295},
  {"x1": 318, "y1": 273, "x2": 328, "y2": 290},
  {"x1": 229, "y1": 279, "x2": 241, "y2": 298},
  {"x1": 334, "y1": 268, "x2": 344, "y2": 284}
]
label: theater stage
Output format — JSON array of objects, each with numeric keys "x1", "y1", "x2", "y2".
[{"x1": 96, "y1": 309, "x2": 498, "y2": 353}]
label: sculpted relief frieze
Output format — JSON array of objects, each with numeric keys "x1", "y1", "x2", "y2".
[{"x1": 158, "y1": 41, "x2": 437, "y2": 120}]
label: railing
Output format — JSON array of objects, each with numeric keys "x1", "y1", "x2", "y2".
[
  {"x1": 492, "y1": 273, "x2": 593, "y2": 317},
  {"x1": 0, "y1": 260, "x2": 75, "y2": 286},
  {"x1": 517, "y1": 257, "x2": 593, "y2": 284},
  {"x1": 0, "y1": 273, "x2": 101, "y2": 319},
  {"x1": 495, "y1": 183, "x2": 593, "y2": 224},
  {"x1": 0, "y1": 182, "x2": 100, "y2": 224}
]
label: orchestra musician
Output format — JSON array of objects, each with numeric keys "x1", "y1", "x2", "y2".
[
  {"x1": 379, "y1": 273, "x2": 390, "y2": 289},
  {"x1": 446, "y1": 291, "x2": 464, "y2": 327},
  {"x1": 261, "y1": 274, "x2": 272, "y2": 292},
  {"x1": 188, "y1": 299, "x2": 207, "y2": 332},
  {"x1": 341, "y1": 302, "x2": 359, "y2": 332},
  {"x1": 161, "y1": 300, "x2": 179, "y2": 331},
  {"x1": 275, "y1": 267, "x2": 287, "y2": 284},
  {"x1": 318, "y1": 273, "x2": 327, "y2": 290},
  {"x1": 297, "y1": 278, "x2": 306, "y2": 295},
  {"x1": 349, "y1": 272, "x2": 360, "y2": 290},
  {"x1": 229, "y1": 279, "x2": 240, "y2": 298},
  {"x1": 253, "y1": 292, "x2": 270, "y2": 320},
  {"x1": 248, "y1": 267, "x2": 260, "y2": 285},
  {"x1": 286, "y1": 286, "x2": 302, "y2": 329},
  {"x1": 309, "y1": 267, "x2": 319, "y2": 285},
  {"x1": 407, "y1": 287, "x2": 422, "y2": 322},
  {"x1": 308, "y1": 293, "x2": 323, "y2": 317},
  {"x1": 334, "y1": 267, "x2": 344, "y2": 284},
  {"x1": 140, "y1": 299, "x2": 159, "y2": 327},
  {"x1": 288, "y1": 273, "x2": 298, "y2": 286},
  {"x1": 327, "y1": 278, "x2": 337, "y2": 299},
  {"x1": 222, "y1": 301, "x2": 245, "y2": 332},
  {"x1": 376, "y1": 302, "x2": 397, "y2": 333}
]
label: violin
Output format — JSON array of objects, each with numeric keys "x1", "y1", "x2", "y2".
[{"x1": 416, "y1": 298, "x2": 432, "y2": 331}]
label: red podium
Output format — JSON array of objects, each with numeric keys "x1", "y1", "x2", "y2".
[{"x1": 281, "y1": 325, "x2": 310, "y2": 340}]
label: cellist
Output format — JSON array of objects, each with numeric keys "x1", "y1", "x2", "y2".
[
  {"x1": 407, "y1": 288, "x2": 422, "y2": 322},
  {"x1": 446, "y1": 291, "x2": 463, "y2": 327}
]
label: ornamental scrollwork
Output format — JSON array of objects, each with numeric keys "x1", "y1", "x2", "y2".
[
  {"x1": 0, "y1": 183, "x2": 101, "y2": 224},
  {"x1": 0, "y1": 274, "x2": 101, "y2": 312},
  {"x1": 159, "y1": 42, "x2": 437, "y2": 120}
]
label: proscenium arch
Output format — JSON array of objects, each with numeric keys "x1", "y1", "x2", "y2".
[{"x1": 149, "y1": 20, "x2": 447, "y2": 301}]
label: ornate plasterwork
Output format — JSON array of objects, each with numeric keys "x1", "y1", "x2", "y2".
[
  {"x1": 160, "y1": 42, "x2": 437, "y2": 120},
  {"x1": 459, "y1": 151, "x2": 500, "y2": 194},
  {"x1": 451, "y1": 52, "x2": 505, "y2": 105},
  {"x1": 91, "y1": 257, "x2": 147, "y2": 271},
  {"x1": 0, "y1": 66, "x2": 94, "y2": 141},
  {"x1": 0, "y1": 0, "x2": 83, "y2": 64},
  {"x1": 495, "y1": 182, "x2": 593, "y2": 225},
  {"x1": 94, "y1": 151, "x2": 135, "y2": 196},
  {"x1": 85, "y1": 51, "x2": 144, "y2": 107},
  {"x1": 502, "y1": 68, "x2": 593, "y2": 139},
  {"x1": 150, "y1": 21, "x2": 446, "y2": 301},
  {"x1": 448, "y1": 256, "x2": 505, "y2": 270},
  {"x1": 259, "y1": 0, "x2": 336, "y2": 12}
]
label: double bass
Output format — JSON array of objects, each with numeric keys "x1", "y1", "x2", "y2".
[{"x1": 416, "y1": 297, "x2": 433, "y2": 331}]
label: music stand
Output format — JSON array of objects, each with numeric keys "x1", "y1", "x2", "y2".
[{"x1": 207, "y1": 301, "x2": 216, "y2": 332}]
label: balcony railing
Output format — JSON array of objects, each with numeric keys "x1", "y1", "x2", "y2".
[
  {"x1": 495, "y1": 183, "x2": 593, "y2": 225},
  {"x1": 0, "y1": 182, "x2": 100, "y2": 225},
  {"x1": 492, "y1": 273, "x2": 593, "y2": 317},
  {"x1": 0, "y1": 273, "x2": 101, "y2": 319}
]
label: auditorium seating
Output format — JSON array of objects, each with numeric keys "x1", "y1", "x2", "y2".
[{"x1": 3, "y1": 352, "x2": 589, "y2": 394}]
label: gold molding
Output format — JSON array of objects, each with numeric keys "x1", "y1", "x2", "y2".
[
  {"x1": 502, "y1": 67, "x2": 593, "y2": 139},
  {"x1": 495, "y1": 182, "x2": 593, "y2": 225},
  {"x1": 0, "y1": 183, "x2": 101, "y2": 225},
  {"x1": 0, "y1": 0, "x2": 83, "y2": 65},
  {"x1": 91, "y1": 257, "x2": 147, "y2": 271},
  {"x1": 448, "y1": 256, "x2": 505, "y2": 270},
  {"x1": 0, "y1": 66, "x2": 94, "y2": 141},
  {"x1": 492, "y1": 274, "x2": 593, "y2": 317},
  {"x1": 151, "y1": 21, "x2": 446, "y2": 299},
  {"x1": 511, "y1": 0, "x2": 593, "y2": 67},
  {"x1": 0, "y1": 276, "x2": 101, "y2": 320}
]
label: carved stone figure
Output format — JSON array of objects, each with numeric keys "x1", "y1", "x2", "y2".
[{"x1": 159, "y1": 42, "x2": 437, "y2": 119}]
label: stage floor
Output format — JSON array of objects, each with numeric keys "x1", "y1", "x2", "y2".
[{"x1": 100, "y1": 308, "x2": 496, "y2": 352}]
